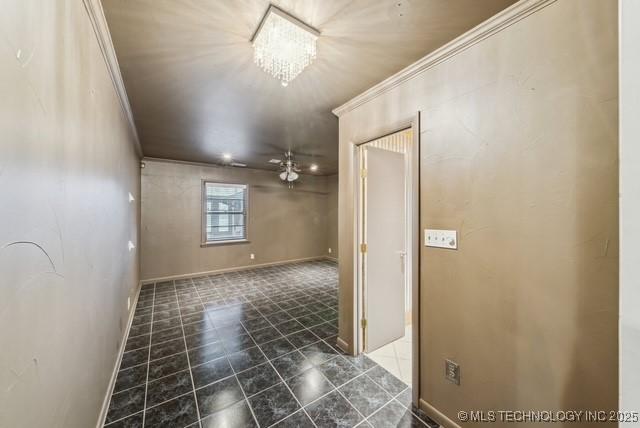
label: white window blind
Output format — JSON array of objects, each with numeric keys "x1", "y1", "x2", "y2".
[{"x1": 203, "y1": 182, "x2": 247, "y2": 243}]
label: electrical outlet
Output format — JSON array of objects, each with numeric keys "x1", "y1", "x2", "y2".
[
  {"x1": 328, "y1": 248, "x2": 332, "y2": 254},
  {"x1": 250, "y1": 253, "x2": 255, "y2": 260},
  {"x1": 445, "y1": 359, "x2": 460, "y2": 385}
]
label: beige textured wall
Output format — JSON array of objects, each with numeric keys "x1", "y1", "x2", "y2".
[
  {"x1": 141, "y1": 160, "x2": 332, "y2": 280},
  {"x1": 337, "y1": 0, "x2": 618, "y2": 426},
  {"x1": 0, "y1": 1, "x2": 141, "y2": 427},
  {"x1": 327, "y1": 174, "x2": 339, "y2": 260}
]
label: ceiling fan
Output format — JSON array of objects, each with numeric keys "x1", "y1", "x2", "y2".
[{"x1": 277, "y1": 151, "x2": 301, "y2": 188}]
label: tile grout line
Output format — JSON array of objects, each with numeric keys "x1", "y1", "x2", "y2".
[
  {"x1": 225, "y1": 279, "x2": 327, "y2": 425},
  {"x1": 224, "y1": 285, "x2": 304, "y2": 422},
  {"x1": 316, "y1": 344, "x2": 425, "y2": 425},
  {"x1": 218, "y1": 356, "x2": 260, "y2": 426},
  {"x1": 140, "y1": 283, "x2": 156, "y2": 428},
  {"x1": 113, "y1": 365, "x2": 193, "y2": 398},
  {"x1": 193, "y1": 278, "x2": 262, "y2": 427},
  {"x1": 388, "y1": 396, "x2": 436, "y2": 428},
  {"x1": 313, "y1": 358, "x2": 370, "y2": 425},
  {"x1": 146, "y1": 390, "x2": 197, "y2": 414},
  {"x1": 110, "y1": 368, "x2": 317, "y2": 427},
  {"x1": 108, "y1": 388, "x2": 196, "y2": 426},
  {"x1": 126, "y1": 313, "x2": 224, "y2": 352},
  {"x1": 359, "y1": 376, "x2": 431, "y2": 426},
  {"x1": 108, "y1": 262, "x2": 341, "y2": 427},
  {"x1": 257, "y1": 304, "x2": 321, "y2": 428},
  {"x1": 259, "y1": 356, "x2": 370, "y2": 427},
  {"x1": 104, "y1": 411, "x2": 143, "y2": 427},
  {"x1": 363, "y1": 390, "x2": 430, "y2": 427},
  {"x1": 259, "y1": 346, "x2": 320, "y2": 428},
  {"x1": 174, "y1": 281, "x2": 203, "y2": 428}
]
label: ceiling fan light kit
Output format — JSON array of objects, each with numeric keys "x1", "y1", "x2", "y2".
[
  {"x1": 278, "y1": 151, "x2": 302, "y2": 188},
  {"x1": 251, "y1": 5, "x2": 320, "y2": 87}
]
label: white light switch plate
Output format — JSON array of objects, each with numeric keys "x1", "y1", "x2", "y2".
[{"x1": 425, "y1": 229, "x2": 458, "y2": 249}]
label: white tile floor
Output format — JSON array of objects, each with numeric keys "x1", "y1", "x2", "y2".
[{"x1": 366, "y1": 325, "x2": 412, "y2": 386}]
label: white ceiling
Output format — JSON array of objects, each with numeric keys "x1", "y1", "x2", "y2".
[{"x1": 103, "y1": 0, "x2": 516, "y2": 174}]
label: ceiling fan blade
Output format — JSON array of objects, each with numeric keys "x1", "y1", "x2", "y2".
[{"x1": 288, "y1": 151, "x2": 326, "y2": 159}]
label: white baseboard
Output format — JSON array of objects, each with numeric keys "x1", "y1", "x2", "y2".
[
  {"x1": 96, "y1": 282, "x2": 143, "y2": 428},
  {"x1": 140, "y1": 256, "x2": 330, "y2": 284}
]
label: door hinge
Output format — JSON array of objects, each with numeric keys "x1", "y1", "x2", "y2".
[
  {"x1": 361, "y1": 319, "x2": 367, "y2": 329},
  {"x1": 360, "y1": 243, "x2": 367, "y2": 253},
  {"x1": 360, "y1": 168, "x2": 367, "y2": 178}
]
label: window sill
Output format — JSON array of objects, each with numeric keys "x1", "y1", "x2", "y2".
[{"x1": 201, "y1": 239, "x2": 250, "y2": 247}]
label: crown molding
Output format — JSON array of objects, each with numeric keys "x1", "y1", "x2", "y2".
[
  {"x1": 82, "y1": 0, "x2": 143, "y2": 157},
  {"x1": 332, "y1": 0, "x2": 557, "y2": 118}
]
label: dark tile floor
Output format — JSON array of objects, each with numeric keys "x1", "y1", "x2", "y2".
[{"x1": 104, "y1": 260, "x2": 439, "y2": 428}]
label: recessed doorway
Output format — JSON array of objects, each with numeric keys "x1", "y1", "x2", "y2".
[{"x1": 355, "y1": 118, "x2": 420, "y2": 398}]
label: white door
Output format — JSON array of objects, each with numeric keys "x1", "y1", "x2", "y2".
[{"x1": 364, "y1": 146, "x2": 406, "y2": 352}]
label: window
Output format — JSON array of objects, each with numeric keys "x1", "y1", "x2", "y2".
[{"x1": 202, "y1": 182, "x2": 248, "y2": 244}]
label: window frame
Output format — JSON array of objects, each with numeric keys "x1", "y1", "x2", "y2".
[{"x1": 201, "y1": 180, "x2": 250, "y2": 246}]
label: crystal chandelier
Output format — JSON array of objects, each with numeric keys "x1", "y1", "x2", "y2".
[{"x1": 251, "y1": 5, "x2": 319, "y2": 87}]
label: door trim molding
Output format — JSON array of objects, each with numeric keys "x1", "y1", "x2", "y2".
[
  {"x1": 82, "y1": 0, "x2": 142, "y2": 157},
  {"x1": 410, "y1": 112, "x2": 421, "y2": 404},
  {"x1": 331, "y1": 0, "x2": 557, "y2": 117},
  {"x1": 353, "y1": 114, "x2": 421, "y2": 405}
]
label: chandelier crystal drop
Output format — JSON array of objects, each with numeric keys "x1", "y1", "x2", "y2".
[{"x1": 252, "y1": 6, "x2": 319, "y2": 87}]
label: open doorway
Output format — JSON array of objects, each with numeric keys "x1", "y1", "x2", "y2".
[{"x1": 355, "y1": 119, "x2": 419, "y2": 396}]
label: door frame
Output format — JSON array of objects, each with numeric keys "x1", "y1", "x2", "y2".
[{"x1": 352, "y1": 112, "x2": 420, "y2": 404}]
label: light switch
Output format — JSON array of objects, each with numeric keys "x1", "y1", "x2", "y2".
[{"x1": 425, "y1": 229, "x2": 457, "y2": 249}]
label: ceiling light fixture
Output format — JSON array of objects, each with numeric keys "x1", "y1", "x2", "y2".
[
  {"x1": 309, "y1": 164, "x2": 318, "y2": 172},
  {"x1": 251, "y1": 5, "x2": 320, "y2": 87},
  {"x1": 222, "y1": 153, "x2": 232, "y2": 161},
  {"x1": 278, "y1": 151, "x2": 301, "y2": 188}
]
